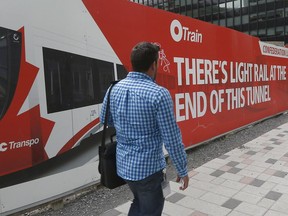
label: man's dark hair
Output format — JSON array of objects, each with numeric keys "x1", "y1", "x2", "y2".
[{"x1": 130, "y1": 42, "x2": 160, "y2": 72}]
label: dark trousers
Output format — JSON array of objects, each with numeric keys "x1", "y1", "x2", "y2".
[{"x1": 125, "y1": 170, "x2": 165, "y2": 216}]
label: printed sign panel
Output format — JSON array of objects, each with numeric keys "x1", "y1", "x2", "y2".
[
  {"x1": 0, "y1": 0, "x2": 287, "y2": 176},
  {"x1": 84, "y1": 0, "x2": 288, "y2": 147}
]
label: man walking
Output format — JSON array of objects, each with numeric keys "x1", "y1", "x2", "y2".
[{"x1": 100, "y1": 42, "x2": 189, "y2": 216}]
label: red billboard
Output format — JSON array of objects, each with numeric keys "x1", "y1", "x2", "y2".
[
  {"x1": 84, "y1": 0, "x2": 288, "y2": 147},
  {"x1": 0, "y1": 0, "x2": 287, "y2": 176}
]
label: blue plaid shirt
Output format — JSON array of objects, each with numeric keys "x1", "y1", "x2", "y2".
[{"x1": 100, "y1": 72, "x2": 188, "y2": 181}]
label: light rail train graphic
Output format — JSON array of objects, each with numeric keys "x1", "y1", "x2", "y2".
[{"x1": 0, "y1": 0, "x2": 287, "y2": 182}]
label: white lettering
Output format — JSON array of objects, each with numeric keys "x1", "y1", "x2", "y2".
[
  {"x1": 7, "y1": 138, "x2": 40, "y2": 151},
  {"x1": 173, "y1": 57, "x2": 223, "y2": 86},
  {"x1": 170, "y1": 19, "x2": 203, "y2": 43},
  {"x1": 175, "y1": 92, "x2": 207, "y2": 122},
  {"x1": 210, "y1": 90, "x2": 225, "y2": 114},
  {"x1": 246, "y1": 85, "x2": 271, "y2": 106}
]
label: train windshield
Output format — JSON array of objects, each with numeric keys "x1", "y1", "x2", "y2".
[{"x1": 0, "y1": 27, "x2": 21, "y2": 119}]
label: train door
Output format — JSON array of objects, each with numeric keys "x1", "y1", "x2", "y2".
[
  {"x1": 42, "y1": 47, "x2": 75, "y2": 156},
  {"x1": 70, "y1": 56, "x2": 115, "y2": 146},
  {"x1": 70, "y1": 59, "x2": 129, "y2": 148}
]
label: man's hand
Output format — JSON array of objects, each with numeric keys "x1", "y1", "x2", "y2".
[{"x1": 176, "y1": 175, "x2": 189, "y2": 190}]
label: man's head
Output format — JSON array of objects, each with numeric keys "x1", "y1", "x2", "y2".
[{"x1": 130, "y1": 42, "x2": 160, "y2": 79}]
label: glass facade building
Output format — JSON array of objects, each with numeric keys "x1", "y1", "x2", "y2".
[{"x1": 132, "y1": 0, "x2": 288, "y2": 44}]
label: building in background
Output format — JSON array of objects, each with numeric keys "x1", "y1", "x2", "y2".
[{"x1": 132, "y1": 0, "x2": 287, "y2": 45}]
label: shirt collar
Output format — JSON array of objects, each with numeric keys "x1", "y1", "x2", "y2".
[{"x1": 127, "y1": 72, "x2": 154, "y2": 82}]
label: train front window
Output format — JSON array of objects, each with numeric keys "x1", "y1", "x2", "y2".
[
  {"x1": 0, "y1": 27, "x2": 21, "y2": 119},
  {"x1": 0, "y1": 31, "x2": 8, "y2": 117}
]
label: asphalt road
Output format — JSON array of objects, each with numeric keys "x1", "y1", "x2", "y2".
[{"x1": 23, "y1": 112, "x2": 288, "y2": 216}]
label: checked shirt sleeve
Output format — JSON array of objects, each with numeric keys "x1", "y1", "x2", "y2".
[{"x1": 156, "y1": 88, "x2": 188, "y2": 177}]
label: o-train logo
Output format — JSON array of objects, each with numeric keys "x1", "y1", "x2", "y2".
[
  {"x1": 170, "y1": 19, "x2": 203, "y2": 43},
  {"x1": 0, "y1": 138, "x2": 40, "y2": 153}
]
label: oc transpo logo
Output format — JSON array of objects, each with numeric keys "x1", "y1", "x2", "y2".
[
  {"x1": 0, "y1": 138, "x2": 40, "y2": 153},
  {"x1": 170, "y1": 19, "x2": 203, "y2": 43},
  {"x1": 0, "y1": 142, "x2": 8, "y2": 152}
]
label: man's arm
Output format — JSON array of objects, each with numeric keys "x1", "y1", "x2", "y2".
[{"x1": 156, "y1": 88, "x2": 189, "y2": 189}]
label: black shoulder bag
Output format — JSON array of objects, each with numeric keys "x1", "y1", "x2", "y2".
[{"x1": 98, "y1": 81, "x2": 126, "y2": 189}]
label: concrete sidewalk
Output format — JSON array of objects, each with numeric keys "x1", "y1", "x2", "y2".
[{"x1": 101, "y1": 122, "x2": 288, "y2": 216}]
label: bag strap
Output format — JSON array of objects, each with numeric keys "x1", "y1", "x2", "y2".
[{"x1": 101, "y1": 81, "x2": 119, "y2": 150}]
